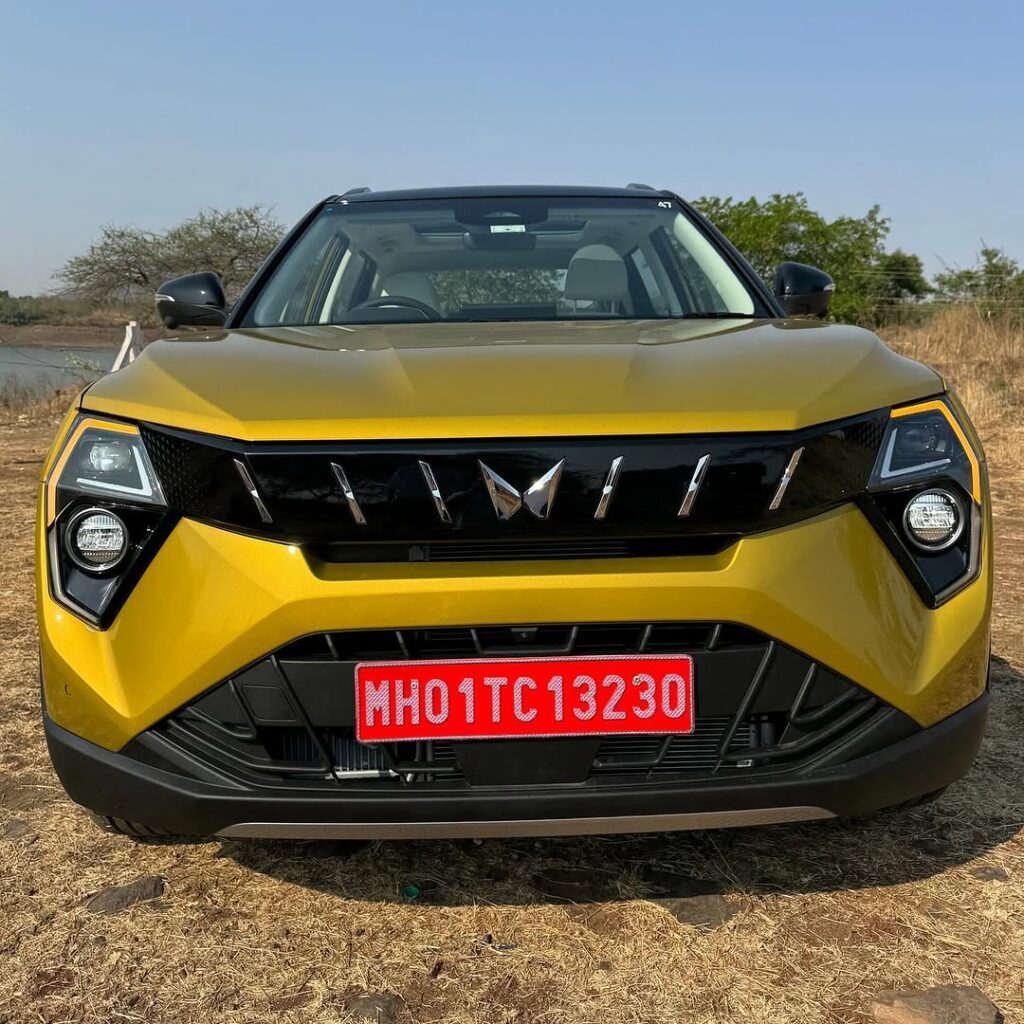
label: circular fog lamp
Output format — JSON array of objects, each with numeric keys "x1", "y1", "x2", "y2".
[
  {"x1": 903, "y1": 489, "x2": 964, "y2": 551},
  {"x1": 66, "y1": 508, "x2": 128, "y2": 572}
]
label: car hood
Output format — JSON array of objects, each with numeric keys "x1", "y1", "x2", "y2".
[{"x1": 81, "y1": 318, "x2": 942, "y2": 441}]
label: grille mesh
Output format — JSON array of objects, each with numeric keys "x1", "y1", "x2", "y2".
[{"x1": 154, "y1": 621, "x2": 901, "y2": 790}]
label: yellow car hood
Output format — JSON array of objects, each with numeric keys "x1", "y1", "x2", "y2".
[{"x1": 81, "y1": 318, "x2": 941, "y2": 441}]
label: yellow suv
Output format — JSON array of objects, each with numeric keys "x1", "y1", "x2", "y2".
[{"x1": 38, "y1": 186, "x2": 991, "y2": 839}]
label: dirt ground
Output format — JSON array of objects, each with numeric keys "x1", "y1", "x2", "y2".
[{"x1": 1, "y1": 328, "x2": 1022, "y2": 1022}]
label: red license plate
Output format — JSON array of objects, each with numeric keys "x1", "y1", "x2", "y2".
[{"x1": 355, "y1": 655, "x2": 694, "y2": 742}]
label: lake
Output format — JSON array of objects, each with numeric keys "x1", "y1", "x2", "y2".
[{"x1": 0, "y1": 346, "x2": 118, "y2": 396}]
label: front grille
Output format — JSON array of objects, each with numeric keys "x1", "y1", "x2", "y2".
[
  {"x1": 140, "y1": 412, "x2": 887, "y2": 559},
  {"x1": 145, "y1": 622, "x2": 916, "y2": 790}
]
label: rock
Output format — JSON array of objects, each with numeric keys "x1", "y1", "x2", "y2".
[
  {"x1": 869, "y1": 985, "x2": 1003, "y2": 1024},
  {"x1": 653, "y1": 894, "x2": 745, "y2": 929},
  {"x1": 2, "y1": 818, "x2": 36, "y2": 842},
  {"x1": 83, "y1": 875, "x2": 165, "y2": 915},
  {"x1": 532, "y1": 866, "x2": 618, "y2": 903},
  {"x1": 970, "y1": 865, "x2": 1010, "y2": 882},
  {"x1": 346, "y1": 991, "x2": 403, "y2": 1023}
]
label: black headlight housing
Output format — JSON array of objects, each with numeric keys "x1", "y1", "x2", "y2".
[
  {"x1": 45, "y1": 417, "x2": 177, "y2": 627},
  {"x1": 861, "y1": 397, "x2": 984, "y2": 608}
]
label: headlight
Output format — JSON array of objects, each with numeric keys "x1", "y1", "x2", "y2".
[
  {"x1": 44, "y1": 417, "x2": 172, "y2": 627},
  {"x1": 870, "y1": 398, "x2": 981, "y2": 503},
  {"x1": 864, "y1": 397, "x2": 984, "y2": 607},
  {"x1": 46, "y1": 418, "x2": 165, "y2": 524}
]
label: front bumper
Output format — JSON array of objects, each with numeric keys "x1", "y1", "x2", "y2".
[
  {"x1": 39, "y1": 503, "x2": 991, "y2": 752},
  {"x1": 45, "y1": 694, "x2": 988, "y2": 837},
  {"x1": 39, "y1": 494, "x2": 992, "y2": 837}
]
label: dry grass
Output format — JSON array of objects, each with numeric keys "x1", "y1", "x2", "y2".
[
  {"x1": 882, "y1": 305, "x2": 1024, "y2": 431},
  {"x1": 2, "y1": 320, "x2": 1024, "y2": 1023}
]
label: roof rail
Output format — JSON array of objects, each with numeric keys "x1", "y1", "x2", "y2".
[
  {"x1": 342, "y1": 186, "x2": 372, "y2": 196},
  {"x1": 626, "y1": 182, "x2": 656, "y2": 190}
]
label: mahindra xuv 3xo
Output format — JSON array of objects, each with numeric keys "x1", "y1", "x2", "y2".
[{"x1": 38, "y1": 185, "x2": 991, "y2": 838}]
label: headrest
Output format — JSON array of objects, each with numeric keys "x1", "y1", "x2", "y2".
[
  {"x1": 563, "y1": 244, "x2": 628, "y2": 301},
  {"x1": 382, "y1": 271, "x2": 441, "y2": 309}
]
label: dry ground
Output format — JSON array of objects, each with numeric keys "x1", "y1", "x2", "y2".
[{"x1": 1, "y1": 311, "x2": 1022, "y2": 1023}]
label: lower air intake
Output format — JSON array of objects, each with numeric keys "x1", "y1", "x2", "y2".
[{"x1": 144, "y1": 621, "x2": 916, "y2": 790}]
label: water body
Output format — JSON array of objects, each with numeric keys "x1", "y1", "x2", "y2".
[{"x1": 0, "y1": 346, "x2": 118, "y2": 396}]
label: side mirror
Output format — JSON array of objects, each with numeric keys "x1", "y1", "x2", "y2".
[
  {"x1": 773, "y1": 262, "x2": 835, "y2": 318},
  {"x1": 155, "y1": 272, "x2": 228, "y2": 329}
]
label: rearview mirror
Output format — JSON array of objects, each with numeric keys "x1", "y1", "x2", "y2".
[
  {"x1": 155, "y1": 272, "x2": 228, "y2": 329},
  {"x1": 773, "y1": 262, "x2": 835, "y2": 318}
]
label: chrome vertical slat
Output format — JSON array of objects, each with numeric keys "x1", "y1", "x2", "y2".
[
  {"x1": 418, "y1": 461, "x2": 452, "y2": 524},
  {"x1": 233, "y1": 458, "x2": 273, "y2": 524},
  {"x1": 593, "y1": 455, "x2": 624, "y2": 520},
  {"x1": 769, "y1": 447, "x2": 805, "y2": 510},
  {"x1": 330, "y1": 462, "x2": 367, "y2": 525},
  {"x1": 678, "y1": 453, "x2": 711, "y2": 517}
]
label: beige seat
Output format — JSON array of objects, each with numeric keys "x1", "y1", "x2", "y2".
[
  {"x1": 563, "y1": 244, "x2": 629, "y2": 311},
  {"x1": 381, "y1": 271, "x2": 443, "y2": 311}
]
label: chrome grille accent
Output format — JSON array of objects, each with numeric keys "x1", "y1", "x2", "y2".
[
  {"x1": 331, "y1": 462, "x2": 367, "y2": 525},
  {"x1": 233, "y1": 458, "x2": 273, "y2": 523}
]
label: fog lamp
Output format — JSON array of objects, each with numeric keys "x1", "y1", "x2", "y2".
[
  {"x1": 903, "y1": 490, "x2": 964, "y2": 551},
  {"x1": 66, "y1": 508, "x2": 128, "y2": 572}
]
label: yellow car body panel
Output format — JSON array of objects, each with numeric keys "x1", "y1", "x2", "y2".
[
  {"x1": 38, "y1": 501, "x2": 991, "y2": 753},
  {"x1": 78, "y1": 318, "x2": 941, "y2": 441}
]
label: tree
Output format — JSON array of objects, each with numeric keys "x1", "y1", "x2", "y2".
[
  {"x1": 57, "y1": 206, "x2": 285, "y2": 307},
  {"x1": 874, "y1": 250, "x2": 931, "y2": 301},
  {"x1": 934, "y1": 247, "x2": 1024, "y2": 305},
  {"x1": 693, "y1": 193, "x2": 895, "y2": 323}
]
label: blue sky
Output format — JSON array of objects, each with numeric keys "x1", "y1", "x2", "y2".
[{"x1": 1, "y1": 0, "x2": 1021, "y2": 294}]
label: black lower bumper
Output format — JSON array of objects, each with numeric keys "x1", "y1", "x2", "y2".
[{"x1": 44, "y1": 694, "x2": 988, "y2": 838}]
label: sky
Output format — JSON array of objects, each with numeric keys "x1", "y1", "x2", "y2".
[{"x1": 1, "y1": 0, "x2": 1022, "y2": 295}]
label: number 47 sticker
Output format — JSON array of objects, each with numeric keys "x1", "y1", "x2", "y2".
[{"x1": 658, "y1": 201, "x2": 672, "y2": 208}]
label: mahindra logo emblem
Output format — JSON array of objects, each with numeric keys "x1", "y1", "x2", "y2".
[{"x1": 478, "y1": 459, "x2": 565, "y2": 520}]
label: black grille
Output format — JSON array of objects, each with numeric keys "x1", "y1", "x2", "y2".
[
  {"x1": 140, "y1": 411, "x2": 888, "y2": 559},
  {"x1": 147, "y1": 621, "x2": 916, "y2": 790}
]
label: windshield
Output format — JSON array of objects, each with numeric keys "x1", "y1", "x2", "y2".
[{"x1": 242, "y1": 196, "x2": 760, "y2": 327}]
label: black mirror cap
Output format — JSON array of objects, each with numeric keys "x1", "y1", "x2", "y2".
[
  {"x1": 773, "y1": 261, "x2": 835, "y2": 318},
  {"x1": 155, "y1": 272, "x2": 228, "y2": 329}
]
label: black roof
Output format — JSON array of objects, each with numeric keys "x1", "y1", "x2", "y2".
[{"x1": 326, "y1": 184, "x2": 670, "y2": 203}]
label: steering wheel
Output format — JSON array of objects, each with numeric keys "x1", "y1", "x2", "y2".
[{"x1": 352, "y1": 295, "x2": 442, "y2": 321}]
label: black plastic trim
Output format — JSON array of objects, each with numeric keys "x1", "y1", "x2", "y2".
[{"x1": 43, "y1": 694, "x2": 988, "y2": 835}]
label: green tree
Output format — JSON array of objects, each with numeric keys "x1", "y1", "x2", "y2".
[
  {"x1": 693, "y1": 193, "x2": 894, "y2": 323},
  {"x1": 874, "y1": 249, "x2": 931, "y2": 301},
  {"x1": 934, "y1": 247, "x2": 1024, "y2": 305},
  {"x1": 57, "y1": 206, "x2": 285, "y2": 307}
]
